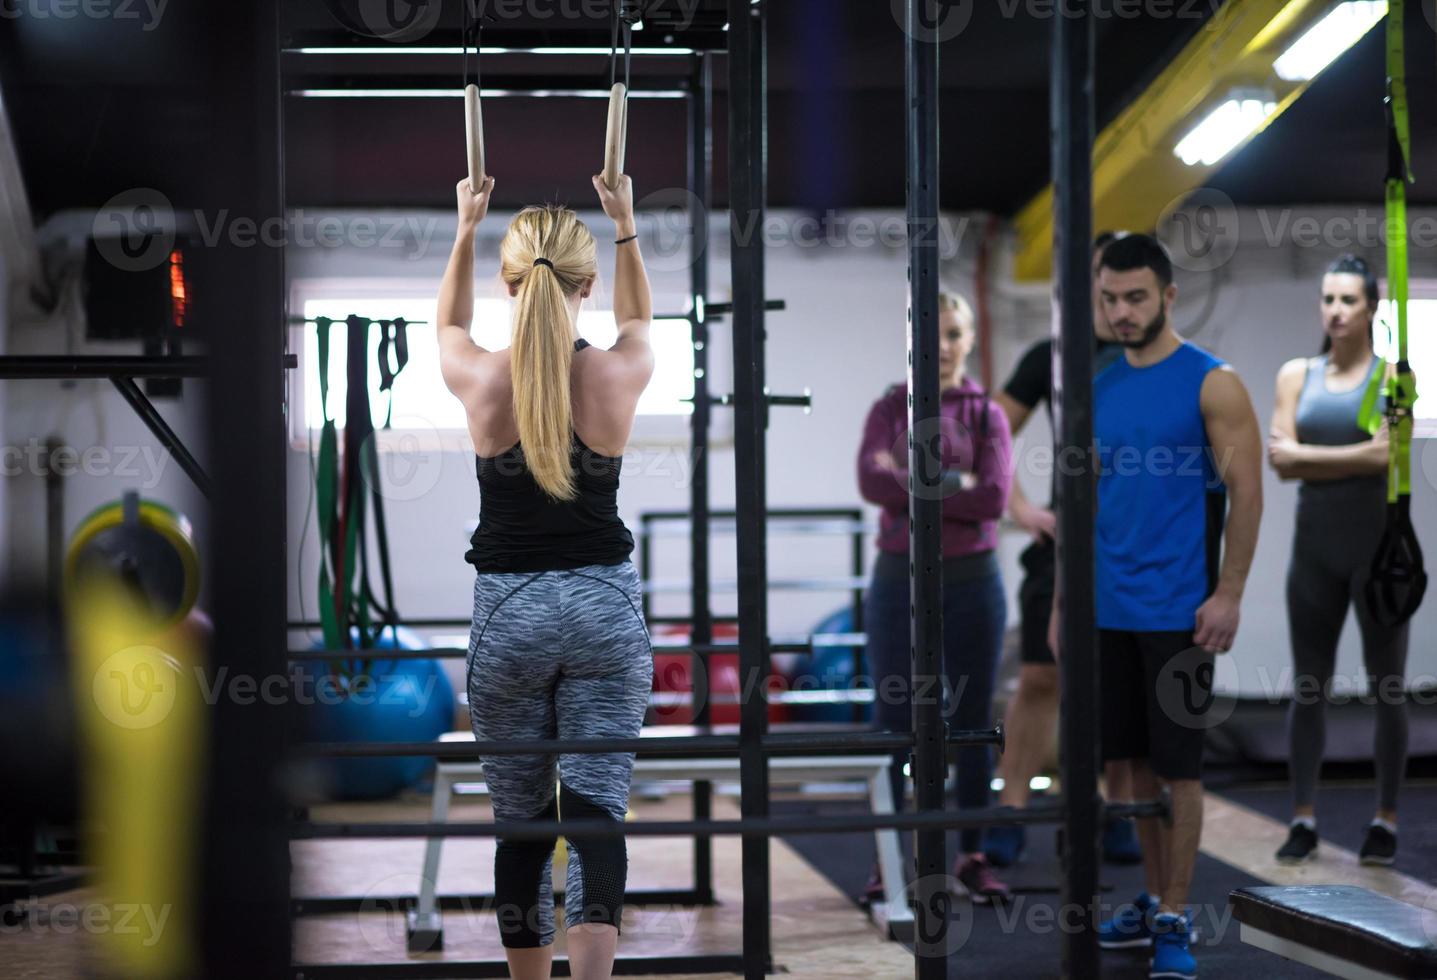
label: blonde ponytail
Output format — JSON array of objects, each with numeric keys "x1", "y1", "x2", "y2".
[{"x1": 500, "y1": 205, "x2": 598, "y2": 501}]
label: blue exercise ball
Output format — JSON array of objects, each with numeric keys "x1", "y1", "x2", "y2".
[
  {"x1": 787, "y1": 607, "x2": 872, "y2": 724},
  {"x1": 300, "y1": 626, "x2": 456, "y2": 801}
]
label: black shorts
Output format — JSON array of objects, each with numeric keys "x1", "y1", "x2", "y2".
[
  {"x1": 1099, "y1": 629, "x2": 1214, "y2": 781},
  {"x1": 1017, "y1": 539, "x2": 1056, "y2": 666}
]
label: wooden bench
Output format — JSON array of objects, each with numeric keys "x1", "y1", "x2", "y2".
[
  {"x1": 407, "y1": 729, "x2": 909, "y2": 950},
  {"x1": 1230, "y1": 885, "x2": 1437, "y2": 979}
]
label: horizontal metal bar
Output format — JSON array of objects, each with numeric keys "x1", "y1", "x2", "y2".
[
  {"x1": 291, "y1": 887, "x2": 703, "y2": 917},
  {"x1": 288, "y1": 954, "x2": 745, "y2": 979},
  {"x1": 637, "y1": 518, "x2": 875, "y2": 538},
  {"x1": 704, "y1": 300, "x2": 785, "y2": 315},
  {"x1": 645, "y1": 575, "x2": 865, "y2": 594},
  {"x1": 285, "y1": 46, "x2": 702, "y2": 57},
  {"x1": 703, "y1": 392, "x2": 810, "y2": 409},
  {"x1": 653, "y1": 688, "x2": 875, "y2": 707},
  {"x1": 281, "y1": 29, "x2": 729, "y2": 53},
  {"x1": 291, "y1": 799, "x2": 1088, "y2": 842},
  {"x1": 1106, "y1": 790, "x2": 1172, "y2": 824},
  {"x1": 289, "y1": 86, "x2": 686, "y2": 100},
  {"x1": 294, "y1": 727, "x2": 1003, "y2": 759},
  {"x1": 640, "y1": 507, "x2": 861, "y2": 523},
  {"x1": 288, "y1": 316, "x2": 429, "y2": 325},
  {"x1": 288, "y1": 617, "x2": 469, "y2": 630},
  {"x1": 286, "y1": 635, "x2": 868, "y2": 661},
  {"x1": 646, "y1": 614, "x2": 739, "y2": 626},
  {"x1": 0, "y1": 356, "x2": 209, "y2": 379},
  {"x1": 289, "y1": 647, "x2": 466, "y2": 661}
]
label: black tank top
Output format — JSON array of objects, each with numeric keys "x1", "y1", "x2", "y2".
[{"x1": 464, "y1": 338, "x2": 635, "y2": 572}]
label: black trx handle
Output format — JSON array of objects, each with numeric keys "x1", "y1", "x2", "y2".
[{"x1": 1367, "y1": 496, "x2": 1427, "y2": 627}]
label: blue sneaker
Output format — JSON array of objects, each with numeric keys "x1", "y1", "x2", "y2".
[
  {"x1": 1103, "y1": 815, "x2": 1144, "y2": 865},
  {"x1": 1098, "y1": 891, "x2": 1158, "y2": 949},
  {"x1": 983, "y1": 824, "x2": 1026, "y2": 868},
  {"x1": 1149, "y1": 912, "x2": 1196, "y2": 979}
]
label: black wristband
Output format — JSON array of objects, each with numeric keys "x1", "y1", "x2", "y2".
[{"x1": 615, "y1": 234, "x2": 638, "y2": 245}]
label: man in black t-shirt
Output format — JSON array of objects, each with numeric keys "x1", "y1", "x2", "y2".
[{"x1": 984, "y1": 232, "x2": 1138, "y2": 868}]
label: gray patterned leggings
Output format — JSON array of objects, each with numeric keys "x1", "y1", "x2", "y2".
[{"x1": 466, "y1": 560, "x2": 653, "y2": 948}]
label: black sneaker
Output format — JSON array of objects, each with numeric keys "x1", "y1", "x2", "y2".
[
  {"x1": 1359, "y1": 823, "x2": 1397, "y2": 866},
  {"x1": 1275, "y1": 822, "x2": 1318, "y2": 864}
]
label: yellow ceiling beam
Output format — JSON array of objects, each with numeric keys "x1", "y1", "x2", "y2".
[{"x1": 1013, "y1": 0, "x2": 1364, "y2": 281}]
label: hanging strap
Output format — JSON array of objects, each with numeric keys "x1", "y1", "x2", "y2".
[
  {"x1": 1366, "y1": 0, "x2": 1426, "y2": 627},
  {"x1": 377, "y1": 317, "x2": 410, "y2": 429},
  {"x1": 314, "y1": 317, "x2": 344, "y2": 652}
]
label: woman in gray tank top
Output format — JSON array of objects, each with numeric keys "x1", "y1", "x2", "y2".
[{"x1": 1266, "y1": 255, "x2": 1410, "y2": 867}]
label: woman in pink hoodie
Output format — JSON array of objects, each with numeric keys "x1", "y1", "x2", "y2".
[{"x1": 855, "y1": 291, "x2": 1014, "y2": 904}]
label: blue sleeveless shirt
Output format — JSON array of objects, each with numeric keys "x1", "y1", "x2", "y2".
[{"x1": 1093, "y1": 341, "x2": 1227, "y2": 631}]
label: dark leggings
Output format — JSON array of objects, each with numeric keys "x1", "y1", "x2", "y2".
[
  {"x1": 1286, "y1": 489, "x2": 1410, "y2": 813},
  {"x1": 865, "y1": 549, "x2": 1006, "y2": 853}
]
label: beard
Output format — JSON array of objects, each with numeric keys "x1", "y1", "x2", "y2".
[{"x1": 1114, "y1": 302, "x2": 1167, "y2": 349}]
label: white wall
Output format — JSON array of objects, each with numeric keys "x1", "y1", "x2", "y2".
[
  {"x1": 10, "y1": 202, "x2": 1431, "y2": 705},
  {"x1": 283, "y1": 209, "x2": 1020, "y2": 650}
]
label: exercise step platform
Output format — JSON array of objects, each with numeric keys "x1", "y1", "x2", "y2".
[{"x1": 1230, "y1": 885, "x2": 1437, "y2": 979}]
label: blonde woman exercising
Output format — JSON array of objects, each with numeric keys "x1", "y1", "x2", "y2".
[{"x1": 437, "y1": 173, "x2": 654, "y2": 980}]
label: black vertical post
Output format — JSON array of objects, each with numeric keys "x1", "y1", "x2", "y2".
[
  {"x1": 639, "y1": 513, "x2": 653, "y2": 622},
  {"x1": 688, "y1": 51, "x2": 716, "y2": 907},
  {"x1": 851, "y1": 520, "x2": 865, "y2": 723},
  {"x1": 1053, "y1": 3, "x2": 1100, "y2": 978},
  {"x1": 199, "y1": 1, "x2": 290, "y2": 977},
  {"x1": 905, "y1": 2, "x2": 947, "y2": 976},
  {"x1": 45, "y1": 436, "x2": 63, "y2": 600},
  {"x1": 728, "y1": 1, "x2": 772, "y2": 976}
]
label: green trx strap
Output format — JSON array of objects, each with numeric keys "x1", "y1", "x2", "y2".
[
  {"x1": 1366, "y1": 0, "x2": 1427, "y2": 627},
  {"x1": 315, "y1": 317, "x2": 343, "y2": 653}
]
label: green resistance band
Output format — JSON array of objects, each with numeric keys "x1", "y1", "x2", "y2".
[
  {"x1": 1383, "y1": 0, "x2": 1415, "y2": 501},
  {"x1": 1364, "y1": 0, "x2": 1427, "y2": 627}
]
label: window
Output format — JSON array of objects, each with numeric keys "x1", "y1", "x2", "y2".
[
  {"x1": 1374, "y1": 289, "x2": 1437, "y2": 437},
  {"x1": 288, "y1": 281, "x2": 704, "y2": 445}
]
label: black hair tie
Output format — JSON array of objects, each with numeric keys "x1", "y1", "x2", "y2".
[{"x1": 533, "y1": 257, "x2": 554, "y2": 270}]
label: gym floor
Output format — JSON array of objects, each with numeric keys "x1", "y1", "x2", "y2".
[{"x1": 8, "y1": 778, "x2": 1430, "y2": 978}]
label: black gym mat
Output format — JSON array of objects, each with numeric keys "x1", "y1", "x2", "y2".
[
  {"x1": 1212, "y1": 781, "x2": 1437, "y2": 886},
  {"x1": 773, "y1": 798, "x2": 1331, "y2": 978}
]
